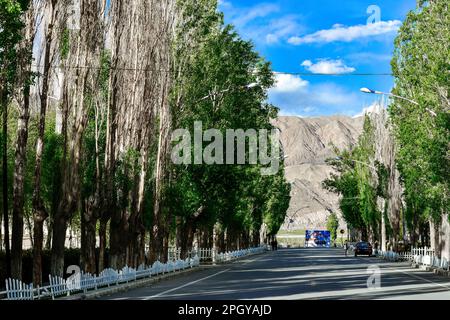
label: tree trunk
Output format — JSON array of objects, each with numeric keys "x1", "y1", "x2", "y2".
[
  {"x1": 138, "y1": 227, "x2": 146, "y2": 266},
  {"x1": 1, "y1": 87, "x2": 11, "y2": 279},
  {"x1": 45, "y1": 220, "x2": 52, "y2": 250},
  {"x1": 162, "y1": 226, "x2": 170, "y2": 263},
  {"x1": 98, "y1": 218, "x2": 107, "y2": 271},
  {"x1": 127, "y1": 148, "x2": 148, "y2": 268},
  {"x1": 32, "y1": 0, "x2": 56, "y2": 282},
  {"x1": 51, "y1": 0, "x2": 104, "y2": 276},
  {"x1": 259, "y1": 223, "x2": 268, "y2": 247},
  {"x1": 439, "y1": 214, "x2": 450, "y2": 262},
  {"x1": 109, "y1": 209, "x2": 128, "y2": 269},
  {"x1": 216, "y1": 227, "x2": 225, "y2": 253},
  {"x1": 50, "y1": 213, "x2": 67, "y2": 277},
  {"x1": 179, "y1": 219, "x2": 194, "y2": 259},
  {"x1": 175, "y1": 217, "x2": 182, "y2": 249},
  {"x1": 11, "y1": 0, "x2": 36, "y2": 282},
  {"x1": 252, "y1": 228, "x2": 260, "y2": 247},
  {"x1": 430, "y1": 218, "x2": 440, "y2": 256},
  {"x1": 381, "y1": 200, "x2": 387, "y2": 251},
  {"x1": 212, "y1": 223, "x2": 221, "y2": 263},
  {"x1": 11, "y1": 92, "x2": 30, "y2": 280},
  {"x1": 81, "y1": 198, "x2": 97, "y2": 273},
  {"x1": 32, "y1": 214, "x2": 46, "y2": 285}
]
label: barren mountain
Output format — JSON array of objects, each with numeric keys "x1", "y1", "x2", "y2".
[{"x1": 275, "y1": 116, "x2": 364, "y2": 231}]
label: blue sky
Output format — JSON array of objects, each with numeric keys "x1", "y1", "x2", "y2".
[{"x1": 218, "y1": 0, "x2": 417, "y2": 117}]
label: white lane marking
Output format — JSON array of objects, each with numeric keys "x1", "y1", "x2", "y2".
[{"x1": 144, "y1": 268, "x2": 231, "y2": 300}]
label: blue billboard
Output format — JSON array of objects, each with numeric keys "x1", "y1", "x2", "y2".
[{"x1": 305, "y1": 230, "x2": 331, "y2": 247}]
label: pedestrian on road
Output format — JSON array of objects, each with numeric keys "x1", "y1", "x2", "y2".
[
  {"x1": 344, "y1": 241, "x2": 349, "y2": 256},
  {"x1": 270, "y1": 238, "x2": 277, "y2": 251}
]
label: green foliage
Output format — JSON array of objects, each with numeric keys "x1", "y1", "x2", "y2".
[
  {"x1": 323, "y1": 117, "x2": 380, "y2": 237},
  {"x1": 60, "y1": 28, "x2": 70, "y2": 60},
  {"x1": 0, "y1": 0, "x2": 30, "y2": 90},
  {"x1": 168, "y1": 0, "x2": 290, "y2": 239},
  {"x1": 375, "y1": 161, "x2": 389, "y2": 199},
  {"x1": 390, "y1": 1, "x2": 449, "y2": 226},
  {"x1": 355, "y1": 117, "x2": 378, "y2": 231},
  {"x1": 1, "y1": 1, "x2": 292, "y2": 279},
  {"x1": 323, "y1": 157, "x2": 365, "y2": 231},
  {"x1": 326, "y1": 212, "x2": 339, "y2": 244}
]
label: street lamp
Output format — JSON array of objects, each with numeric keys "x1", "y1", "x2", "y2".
[
  {"x1": 198, "y1": 83, "x2": 260, "y2": 102},
  {"x1": 360, "y1": 87, "x2": 437, "y2": 117}
]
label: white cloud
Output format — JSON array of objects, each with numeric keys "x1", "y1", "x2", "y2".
[
  {"x1": 219, "y1": 2, "x2": 303, "y2": 46},
  {"x1": 271, "y1": 74, "x2": 309, "y2": 93},
  {"x1": 261, "y1": 15, "x2": 303, "y2": 44},
  {"x1": 301, "y1": 59, "x2": 356, "y2": 74},
  {"x1": 269, "y1": 76, "x2": 362, "y2": 116},
  {"x1": 232, "y1": 3, "x2": 280, "y2": 28},
  {"x1": 288, "y1": 20, "x2": 402, "y2": 45}
]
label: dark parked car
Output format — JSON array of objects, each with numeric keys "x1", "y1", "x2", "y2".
[{"x1": 354, "y1": 242, "x2": 373, "y2": 257}]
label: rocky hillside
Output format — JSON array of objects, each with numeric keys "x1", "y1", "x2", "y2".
[{"x1": 275, "y1": 116, "x2": 364, "y2": 231}]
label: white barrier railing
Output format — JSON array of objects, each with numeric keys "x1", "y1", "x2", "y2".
[
  {"x1": 411, "y1": 247, "x2": 435, "y2": 257},
  {"x1": 215, "y1": 246, "x2": 266, "y2": 263},
  {"x1": 3, "y1": 256, "x2": 200, "y2": 301},
  {"x1": 2, "y1": 245, "x2": 267, "y2": 300},
  {"x1": 169, "y1": 246, "x2": 267, "y2": 263},
  {"x1": 377, "y1": 247, "x2": 449, "y2": 272}
]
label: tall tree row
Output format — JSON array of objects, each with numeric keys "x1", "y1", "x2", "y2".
[
  {"x1": 1, "y1": 0, "x2": 291, "y2": 285},
  {"x1": 1, "y1": 0, "x2": 29, "y2": 279},
  {"x1": 390, "y1": 0, "x2": 449, "y2": 257},
  {"x1": 324, "y1": 1, "x2": 448, "y2": 254},
  {"x1": 105, "y1": 0, "x2": 176, "y2": 269},
  {"x1": 32, "y1": 0, "x2": 59, "y2": 284},
  {"x1": 10, "y1": 0, "x2": 34, "y2": 280}
]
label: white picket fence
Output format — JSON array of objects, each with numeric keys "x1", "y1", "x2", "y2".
[
  {"x1": 2, "y1": 257, "x2": 199, "y2": 301},
  {"x1": 169, "y1": 246, "x2": 267, "y2": 263},
  {"x1": 378, "y1": 247, "x2": 450, "y2": 271},
  {"x1": 215, "y1": 246, "x2": 266, "y2": 263},
  {"x1": 168, "y1": 248, "x2": 212, "y2": 261},
  {"x1": 5, "y1": 279, "x2": 34, "y2": 300},
  {"x1": 2, "y1": 245, "x2": 267, "y2": 300}
]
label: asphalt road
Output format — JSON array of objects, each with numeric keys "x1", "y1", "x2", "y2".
[{"x1": 100, "y1": 248, "x2": 450, "y2": 300}]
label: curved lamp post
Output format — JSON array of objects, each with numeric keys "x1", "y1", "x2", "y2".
[{"x1": 360, "y1": 87, "x2": 437, "y2": 117}]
